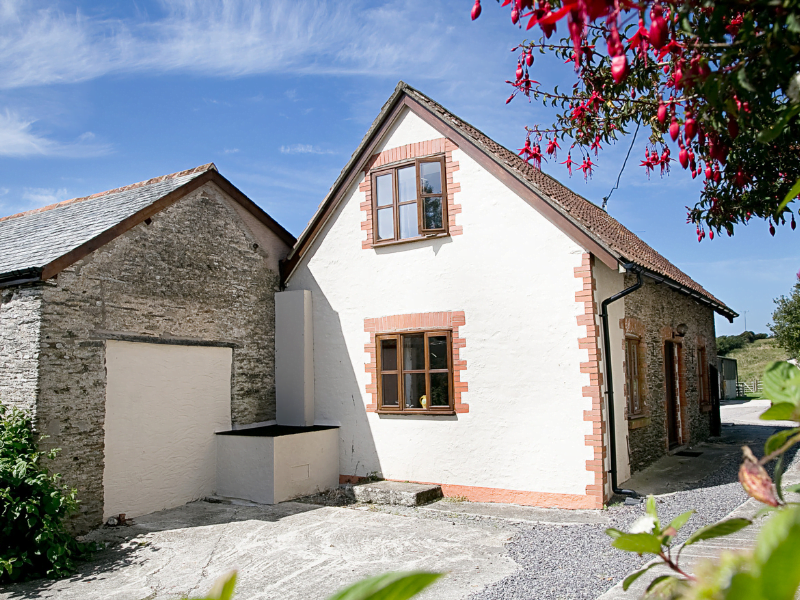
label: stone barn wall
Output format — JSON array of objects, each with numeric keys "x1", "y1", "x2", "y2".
[
  {"x1": 0, "y1": 286, "x2": 43, "y2": 414},
  {"x1": 33, "y1": 181, "x2": 286, "y2": 532},
  {"x1": 622, "y1": 275, "x2": 718, "y2": 473}
]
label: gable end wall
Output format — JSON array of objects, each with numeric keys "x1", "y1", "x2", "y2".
[
  {"x1": 0, "y1": 286, "x2": 43, "y2": 414},
  {"x1": 34, "y1": 182, "x2": 285, "y2": 532}
]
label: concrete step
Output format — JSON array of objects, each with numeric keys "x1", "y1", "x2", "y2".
[{"x1": 352, "y1": 480, "x2": 443, "y2": 506}]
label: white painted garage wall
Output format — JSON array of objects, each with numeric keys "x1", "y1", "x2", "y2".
[
  {"x1": 287, "y1": 108, "x2": 596, "y2": 496},
  {"x1": 103, "y1": 340, "x2": 232, "y2": 520}
]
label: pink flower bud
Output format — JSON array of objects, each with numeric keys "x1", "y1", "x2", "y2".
[
  {"x1": 611, "y1": 55, "x2": 628, "y2": 84},
  {"x1": 471, "y1": 0, "x2": 482, "y2": 20},
  {"x1": 669, "y1": 117, "x2": 680, "y2": 141},
  {"x1": 679, "y1": 148, "x2": 689, "y2": 169},
  {"x1": 657, "y1": 102, "x2": 667, "y2": 124},
  {"x1": 728, "y1": 116, "x2": 739, "y2": 139},
  {"x1": 649, "y1": 5, "x2": 668, "y2": 49},
  {"x1": 684, "y1": 117, "x2": 697, "y2": 141}
]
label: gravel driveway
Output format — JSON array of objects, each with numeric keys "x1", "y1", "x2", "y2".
[{"x1": 471, "y1": 407, "x2": 797, "y2": 600}]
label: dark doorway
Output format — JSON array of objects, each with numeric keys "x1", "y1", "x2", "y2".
[
  {"x1": 709, "y1": 363, "x2": 721, "y2": 436},
  {"x1": 664, "y1": 341, "x2": 681, "y2": 448}
]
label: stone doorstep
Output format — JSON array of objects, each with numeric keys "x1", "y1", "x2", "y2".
[{"x1": 352, "y1": 480, "x2": 443, "y2": 507}]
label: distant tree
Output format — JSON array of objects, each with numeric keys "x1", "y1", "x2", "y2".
[{"x1": 770, "y1": 273, "x2": 800, "y2": 359}]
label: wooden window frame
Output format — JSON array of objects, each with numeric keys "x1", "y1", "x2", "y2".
[
  {"x1": 697, "y1": 346, "x2": 710, "y2": 406},
  {"x1": 370, "y1": 156, "x2": 448, "y2": 245},
  {"x1": 625, "y1": 335, "x2": 645, "y2": 417},
  {"x1": 375, "y1": 329, "x2": 454, "y2": 415}
]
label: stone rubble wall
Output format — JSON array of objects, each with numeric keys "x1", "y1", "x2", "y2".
[
  {"x1": 624, "y1": 274, "x2": 717, "y2": 473},
  {"x1": 0, "y1": 286, "x2": 43, "y2": 414},
  {"x1": 33, "y1": 182, "x2": 285, "y2": 532}
]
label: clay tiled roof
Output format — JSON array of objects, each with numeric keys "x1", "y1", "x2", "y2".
[
  {"x1": 402, "y1": 85, "x2": 735, "y2": 317},
  {"x1": 0, "y1": 164, "x2": 215, "y2": 280}
]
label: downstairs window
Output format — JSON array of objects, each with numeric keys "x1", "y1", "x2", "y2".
[{"x1": 376, "y1": 331, "x2": 453, "y2": 413}]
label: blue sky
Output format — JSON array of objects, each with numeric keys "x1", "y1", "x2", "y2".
[{"x1": 1, "y1": 0, "x2": 797, "y2": 336}]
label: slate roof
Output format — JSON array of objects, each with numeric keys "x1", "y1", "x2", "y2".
[
  {"x1": 286, "y1": 82, "x2": 736, "y2": 320},
  {"x1": 0, "y1": 164, "x2": 215, "y2": 281}
]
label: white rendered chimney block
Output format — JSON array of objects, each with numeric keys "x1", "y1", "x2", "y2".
[{"x1": 275, "y1": 290, "x2": 315, "y2": 426}]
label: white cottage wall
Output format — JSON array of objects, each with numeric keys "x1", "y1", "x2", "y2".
[
  {"x1": 592, "y1": 262, "x2": 630, "y2": 486},
  {"x1": 287, "y1": 108, "x2": 600, "y2": 505}
]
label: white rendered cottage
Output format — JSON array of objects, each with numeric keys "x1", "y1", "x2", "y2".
[{"x1": 280, "y1": 83, "x2": 736, "y2": 509}]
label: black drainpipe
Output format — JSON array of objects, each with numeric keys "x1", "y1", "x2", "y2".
[{"x1": 600, "y1": 263, "x2": 643, "y2": 499}]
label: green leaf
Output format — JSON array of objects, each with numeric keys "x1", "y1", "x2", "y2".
[
  {"x1": 605, "y1": 527, "x2": 625, "y2": 540},
  {"x1": 611, "y1": 533, "x2": 664, "y2": 555},
  {"x1": 763, "y1": 362, "x2": 800, "y2": 406},
  {"x1": 777, "y1": 178, "x2": 800, "y2": 215},
  {"x1": 775, "y1": 455, "x2": 786, "y2": 503},
  {"x1": 622, "y1": 563, "x2": 658, "y2": 591},
  {"x1": 784, "y1": 484, "x2": 800, "y2": 494},
  {"x1": 760, "y1": 403, "x2": 799, "y2": 422},
  {"x1": 646, "y1": 495, "x2": 657, "y2": 519},
  {"x1": 726, "y1": 572, "x2": 764, "y2": 600},
  {"x1": 198, "y1": 571, "x2": 237, "y2": 600},
  {"x1": 666, "y1": 510, "x2": 695, "y2": 533},
  {"x1": 787, "y1": 13, "x2": 800, "y2": 34},
  {"x1": 643, "y1": 575, "x2": 686, "y2": 599},
  {"x1": 327, "y1": 572, "x2": 444, "y2": 600},
  {"x1": 757, "y1": 104, "x2": 800, "y2": 143},
  {"x1": 684, "y1": 518, "x2": 752, "y2": 547},
  {"x1": 755, "y1": 506, "x2": 800, "y2": 600},
  {"x1": 765, "y1": 428, "x2": 800, "y2": 455}
]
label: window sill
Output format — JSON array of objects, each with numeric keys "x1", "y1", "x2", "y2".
[
  {"x1": 628, "y1": 415, "x2": 651, "y2": 430},
  {"x1": 376, "y1": 409, "x2": 456, "y2": 416},
  {"x1": 700, "y1": 404, "x2": 713, "y2": 413},
  {"x1": 371, "y1": 232, "x2": 450, "y2": 248}
]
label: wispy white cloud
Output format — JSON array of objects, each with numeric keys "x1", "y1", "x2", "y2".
[
  {"x1": 0, "y1": 109, "x2": 112, "y2": 157},
  {"x1": 223, "y1": 147, "x2": 240, "y2": 154},
  {"x1": 279, "y1": 143, "x2": 335, "y2": 155},
  {"x1": 21, "y1": 186, "x2": 70, "y2": 206},
  {"x1": 0, "y1": 0, "x2": 450, "y2": 90}
]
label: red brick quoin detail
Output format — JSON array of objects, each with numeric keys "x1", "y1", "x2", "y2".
[
  {"x1": 575, "y1": 253, "x2": 607, "y2": 509},
  {"x1": 363, "y1": 311, "x2": 468, "y2": 414},
  {"x1": 358, "y1": 138, "x2": 462, "y2": 249}
]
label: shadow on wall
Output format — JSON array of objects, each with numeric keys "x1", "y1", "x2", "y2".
[{"x1": 298, "y1": 271, "x2": 383, "y2": 481}]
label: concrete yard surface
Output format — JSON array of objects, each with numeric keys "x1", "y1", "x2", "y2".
[{"x1": 0, "y1": 500, "x2": 516, "y2": 600}]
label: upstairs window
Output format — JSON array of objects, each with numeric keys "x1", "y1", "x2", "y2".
[
  {"x1": 376, "y1": 331, "x2": 453, "y2": 413},
  {"x1": 371, "y1": 157, "x2": 448, "y2": 243}
]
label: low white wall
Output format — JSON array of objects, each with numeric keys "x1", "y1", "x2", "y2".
[
  {"x1": 273, "y1": 428, "x2": 340, "y2": 502},
  {"x1": 287, "y1": 108, "x2": 595, "y2": 498},
  {"x1": 103, "y1": 340, "x2": 232, "y2": 520},
  {"x1": 216, "y1": 434, "x2": 276, "y2": 503}
]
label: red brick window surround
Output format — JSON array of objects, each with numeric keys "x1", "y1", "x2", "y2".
[
  {"x1": 364, "y1": 311, "x2": 468, "y2": 414},
  {"x1": 574, "y1": 253, "x2": 607, "y2": 509},
  {"x1": 620, "y1": 317, "x2": 648, "y2": 421},
  {"x1": 359, "y1": 138, "x2": 462, "y2": 250}
]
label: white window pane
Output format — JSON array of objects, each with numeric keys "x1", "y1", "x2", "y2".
[
  {"x1": 377, "y1": 207, "x2": 394, "y2": 240},
  {"x1": 420, "y1": 162, "x2": 442, "y2": 194},
  {"x1": 398, "y1": 166, "x2": 416, "y2": 202},
  {"x1": 376, "y1": 174, "x2": 393, "y2": 207},
  {"x1": 399, "y1": 203, "x2": 418, "y2": 239}
]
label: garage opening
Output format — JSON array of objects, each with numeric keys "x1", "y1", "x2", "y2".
[{"x1": 103, "y1": 340, "x2": 232, "y2": 520}]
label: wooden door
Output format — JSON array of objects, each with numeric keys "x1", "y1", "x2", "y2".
[{"x1": 664, "y1": 341, "x2": 680, "y2": 448}]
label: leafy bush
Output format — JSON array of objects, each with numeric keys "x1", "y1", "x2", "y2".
[
  {"x1": 771, "y1": 276, "x2": 800, "y2": 360},
  {"x1": 0, "y1": 404, "x2": 91, "y2": 582},
  {"x1": 717, "y1": 331, "x2": 771, "y2": 356}
]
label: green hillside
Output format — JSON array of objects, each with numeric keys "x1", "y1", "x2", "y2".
[{"x1": 723, "y1": 338, "x2": 790, "y2": 382}]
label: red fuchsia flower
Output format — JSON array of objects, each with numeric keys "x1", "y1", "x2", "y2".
[
  {"x1": 525, "y1": 51, "x2": 533, "y2": 66},
  {"x1": 628, "y1": 18, "x2": 650, "y2": 64},
  {"x1": 792, "y1": 215, "x2": 797, "y2": 231},
  {"x1": 673, "y1": 60, "x2": 684, "y2": 89},
  {"x1": 561, "y1": 152, "x2": 575, "y2": 176},
  {"x1": 528, "y1": 142, "x2": 545, "y2": 168},
  {"x1": 471, "y1": 0, "x2": 482, "y2": 20},
  {"x1": 607, "y1": 24, "x2": 623, "y2": 57},
  {"x1": 546, "y1": 137, "x2": 561, "y2": 158},
  {"x1": 516, "y1": 62, "x2": 524, "y2": 81},
  {"x1": 579, "y1": 156, "x2": 594, "y2": 179},
  {"x1": 684, "y1": 115, "x2": 697, "y2": 140},
  {"x1": 726, "y1": 13, "x2": 744, "y2": 37},
  {"x1": 660, "y1": 147, "x2": 671, "y2": 175},
  {"x1": 611, "y1": 55, "x2": 628, "y2": 84},
  {"x1": 679, "y1": 147, "x2": 689, "y2": 169},
  {"x1": 712, "y1": 163, "x2": 721, "y2": 183},
  {"x1": 571, "y1": 102, "x2": 588, "y2": 123},
  {"x1": 728, "y1": 116, "x2": 740, "y2": 139},
  {"x1": 669, "y1": 117, "x2": 680, "y2": 141},
  {"x1": 657, "y1": 101, "x2": 667, "y2": 124},
  {"x1": 640, "y1": 148, "x2": 657, "y2": 178},
  {"x1": 588, "y1": 90, "x2": 604, "y2": 110},
  {"x1": 734, "y1": 168, "x2": 750, "y2": 188},
  {"x1": 649, "y1": 3, "x2": 668, "y2": 49},
  {"x1": 568, "y1": 13, "x2": 585, "y2": 67},
  {"x1": 518, "y1": 136, "x2": 533, "y2": 160},
  {"x1": 590, "y1": 135, "x2": 602, "y2": 155}
]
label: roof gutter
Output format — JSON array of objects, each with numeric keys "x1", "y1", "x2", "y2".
[
  {"x1": 600, "y1": 263, "x2": 643, "y2": 501},
  {"x1": 0, "y1": 267, "x2": 43, "y2": 289}
]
